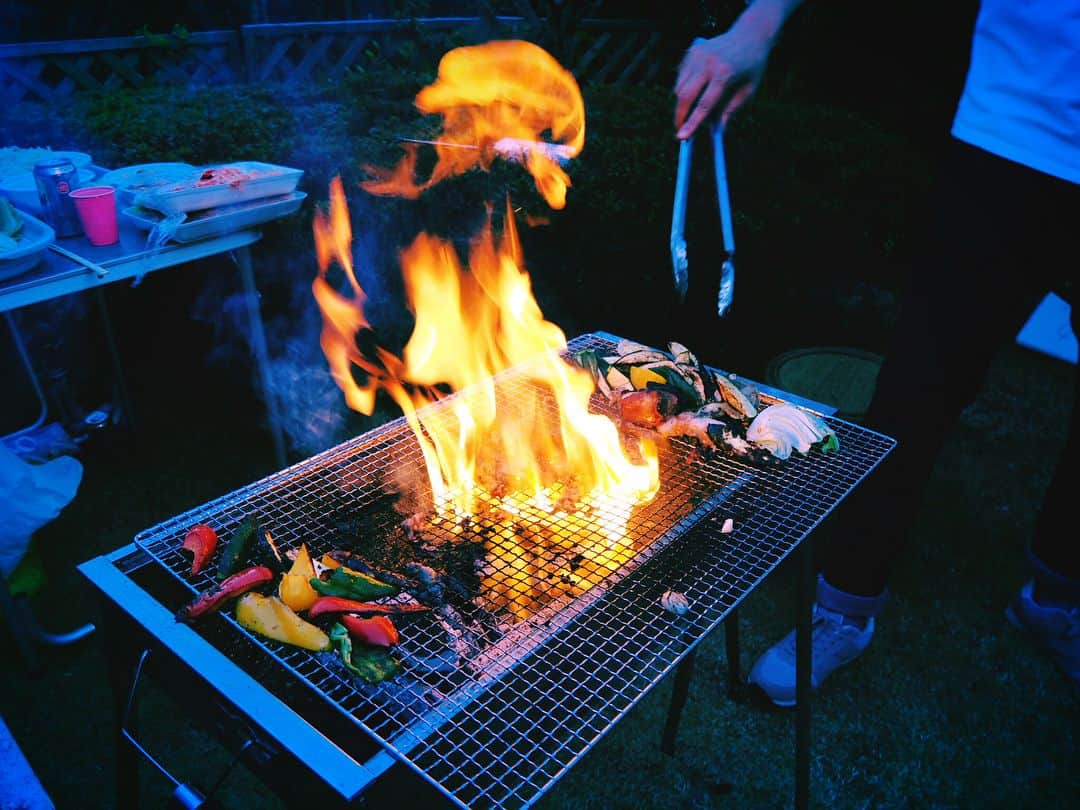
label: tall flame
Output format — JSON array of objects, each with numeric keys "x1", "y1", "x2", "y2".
[
  {"x1": 314, "y1": 183, "x2": 658, "y2": 520},
  {"x1": 360, "y1": 40, "x2": 585, "y2": 209},
  {"x1": 314, "y1": 41, "x2": 658, "y2": 615}
]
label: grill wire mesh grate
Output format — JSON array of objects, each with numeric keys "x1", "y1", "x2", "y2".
[{"x1": 135, "y1": 332, "x2": 895, "y2": 809}]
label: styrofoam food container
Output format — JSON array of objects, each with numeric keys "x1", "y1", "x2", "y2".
[
  {"x1": 98, "y1": 163, "x2": 200, "y2": 209},
  {"x1": 121, "y1": 191, "x2": 307, "y2": 243},
  {"x1": 0, "y1": 207, "x2": 56, "y2": 282},
  {"x1": 135, "y1": 161, "x2": 304, "y2": 215}
]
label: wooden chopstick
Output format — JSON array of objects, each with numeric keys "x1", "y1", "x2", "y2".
[{"x1": 48, "y1": 242, "x2": 109, "y2": 278}]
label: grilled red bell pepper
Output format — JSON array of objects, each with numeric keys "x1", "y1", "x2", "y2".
[
  {"x1": 339, "y1": 614, "x2": 400, "y2": 648},
  {"x1": 177, "y1": 565, "x2": 274, "y2": 622},
  {"x1": 181, "y1": 524, "x2": 219, "y2": 576},
  {"x1": 307, "y1": 596, "x2": 429, "y2": 619}
]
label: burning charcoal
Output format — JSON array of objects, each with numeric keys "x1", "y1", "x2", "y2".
[
  {"x1": 401, "y1": 512, "x2": 428, "y2": 541},
  {"x1": 402, "y1": 563, "x2": 446, "y2": 605}
]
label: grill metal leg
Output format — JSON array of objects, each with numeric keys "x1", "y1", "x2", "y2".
[
  {"x1": 93, "y1": 286, "x2": 136, "y2": 434},
  {"x1": 233, "y1": 244, "x2": 288, "y2": 470},
  {"x1": 101, "y1": 601, "x2": 141, "y2": 810},
  {"x1": 660, "y1": 646, "x2": 697, "y2": 755},
  {"x1": 795, "y1": 537, "x2": 814, "y2": 810},
  {"x1": 724, "y1": 607, "x2": 740, "y2": 698}
]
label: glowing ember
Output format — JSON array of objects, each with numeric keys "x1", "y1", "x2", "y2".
[{"x1": 360, "y1": 39, "x2": 585, "y2": 209}]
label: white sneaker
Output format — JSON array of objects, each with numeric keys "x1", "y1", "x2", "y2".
[{"x1": 747, "y1": 605, "x2": 874, "y2": 707}]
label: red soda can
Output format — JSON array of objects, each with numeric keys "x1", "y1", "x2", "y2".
[{"x1": 33, "y1": 157, "x2": 83, "y2": 237}]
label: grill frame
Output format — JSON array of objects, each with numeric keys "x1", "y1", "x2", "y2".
[{"x1": 130, "y1": 332, "x2": 896, "y2": 809}]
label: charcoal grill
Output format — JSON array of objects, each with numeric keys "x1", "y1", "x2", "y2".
[{"x1": 79, "y1": 331, "x2": 896, "y2": 809}]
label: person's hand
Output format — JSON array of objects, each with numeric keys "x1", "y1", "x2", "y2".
[
  {"x1": 673, "y1": 0, "x2": 804, "y2": 139},
  {"x1": 673, "y1": 32, "x2": 771, "y2": 139}
]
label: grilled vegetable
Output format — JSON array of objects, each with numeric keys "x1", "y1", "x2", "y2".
[
  {"x1": 217, "y1": 516, "x2": 261, "y2": 579},
  {"x1": 180, "y1": 524, "x2": 218, "y2": 576},
  {"x1": 340, "y1": 614, "x2": 400, "y2": 648},
  {"x1": 745, "y1": 403, "x2": 839, "y2": 459},
  {"x1": 256, "y1": 526, "x2": 287, "y2": 574},
  {"x1": 278, "y1": 543, "x2": 318, "y2": 612},
  {"x1": 235, "y1": 592, "x2": 332, "y2": 651},
  {"x1": 310, "y1": 566, "x2": 400, "y2": 602},
  {"x1": 619, "y1": 389, "x2": 679, "y2": 428},
  {"x1": 307, "y1": 596, "x2": 430, "y2": 619},
  {"x1": 712, "y1": 373, "x2": 758, "y2": 419},
  {"x1": 629, "y1": 365, "x2": 665, "y2": 390},
  {"x1": 177, "y1": 565, "x2": 273, "y2": 622},
  {"x1": 329, "y1": 623, "x2": 402, "y2": 684}
]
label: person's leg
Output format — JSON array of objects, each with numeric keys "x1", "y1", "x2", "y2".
[
  {"x1": 1008, "y1": 190, "x2": 1080, "y2": 690},
  {"x1": 749, "y1": 140, "x2": 1070, "y2": 703},
  {"x1": 1029, "y1": 296, "x2": 1080, "y2": 588},
  {"x1": 820, "y1": 140, "x2": 1056, "y2": 600}
]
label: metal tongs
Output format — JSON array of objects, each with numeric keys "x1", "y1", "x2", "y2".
[{"x1": 670, "y1": 118, "x2": 736, "y2": 317}]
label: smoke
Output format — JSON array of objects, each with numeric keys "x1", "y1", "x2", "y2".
[{"x1": 189, "y1": 184, "x2": 410, "y2": 460}]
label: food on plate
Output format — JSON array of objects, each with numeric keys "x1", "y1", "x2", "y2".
[
  {"x1": 339, "y1": 614, "x2": 400, "y2": 648},
  {"x1": 660, "y1": 590, "x2": 691, "y2": 616},
  {"x1": 235, "y1": 592, "x2": 332, "y2": 651},
  {"x1": 0, "y1": 199, "x2": 23, "y2": 254},
  {"x1": 310, "y1": 565, "x2": 400, "y2": 602},
  {"x1": 177, "y1": 564, "x2": 274, "y2": 622},
  {"x1": 746, "y1": 403, "x2": 839, "y2": 460},
  {"x1": 216, "y1": 516, "x2": 261, "y2": 579},
  {"x1": 572, "y1": 339, "x2": 838, "y2": 463},
  {"x1": 307, "y1": 595, "x2": 430, "y2": 619},
  {"x1": 0, "y1": 146, "x2": 90, "y2": 177},
  {"x1": 328, "y1": 622, "x2": 402, "y2": 684},
  {"x1": 194, "y1": 166, "x2": 254, "y2": 187},
  {"x1": 278, "y1": 543, "x2": 319, "y2": 612},
  {"x1": 180, "y1": 523, "x2": 218, "y2": 576}
]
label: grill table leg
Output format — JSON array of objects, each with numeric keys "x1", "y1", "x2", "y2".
[
  {"x1": 100, "y1": 599, "x2": 141, "y2": 810},
  {"x1": 660, "y1": 646, "x2": 697, "y2": 755},
  {"x1": 795, "y1": 537, "x2": 814, "y2": 810},
  {"x1": 233, "y1": 244, "x2": 288, "y2": 470},
  {"x1": 724, "y1": 608, "x2": 741, "y2": 698}
]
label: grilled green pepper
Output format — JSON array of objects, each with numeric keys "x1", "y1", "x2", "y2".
[
  {"x1": 310, "y1": 567, "x2": 399, "y2": 602},
  {"x1": 217, "y1": 516, "x2": 261, "y2": 580},
  {"x1": 329, "y1": 623, "x2": 401, "y2": 684}
]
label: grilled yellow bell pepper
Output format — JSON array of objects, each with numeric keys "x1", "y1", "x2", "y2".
[
  {"x1": 235, "y1": 592, "x2": 331, "y2": 651},
  {"x1": 278, "y1": 543, "x2": 318, "y2": 612}
]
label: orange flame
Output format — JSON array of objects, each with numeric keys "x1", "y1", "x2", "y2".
[
  {"x1": 361, "y1": 40, "x2": 585, "y2": 209},
  {"x1": 314, "y1": 185, "x2": 657, "y2": 520}
]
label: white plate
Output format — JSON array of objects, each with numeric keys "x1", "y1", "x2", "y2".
[{"x1": 0, "y1": 149, "x2": 92, "y2": 180}]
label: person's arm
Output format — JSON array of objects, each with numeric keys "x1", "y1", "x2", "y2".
[{"x1": 674, "y1": 0, "x2": 806, "y2": 139}]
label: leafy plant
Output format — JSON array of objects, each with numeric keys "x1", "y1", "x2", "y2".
[
  {"x1": 136, "y1": 23, "x2": 191, "y2": 52},
  {"x1": 72, "y1": 83, "x2": 296, "y2": 167}
]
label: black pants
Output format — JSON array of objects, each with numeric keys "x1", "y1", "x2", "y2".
[{"x1": 821, "y1": 139, "x2": 1080, "y2": 597}]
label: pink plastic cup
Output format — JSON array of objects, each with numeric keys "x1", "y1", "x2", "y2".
[{"x1": 69, "y1": 185, "x2": 119, "y2": 246}]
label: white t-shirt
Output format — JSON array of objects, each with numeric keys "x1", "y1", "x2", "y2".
[{"x1": 951, "y1": 0, "x2": 1080, "y2": 184}]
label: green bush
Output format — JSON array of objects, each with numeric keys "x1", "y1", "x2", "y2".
[{"x1": 72, "y1": 83, "x2": 297, "y2": 167}]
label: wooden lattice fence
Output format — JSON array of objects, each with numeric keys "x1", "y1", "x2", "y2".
[{"x1": 0, "y1": 17, "x2": 681, "y2": 106}]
